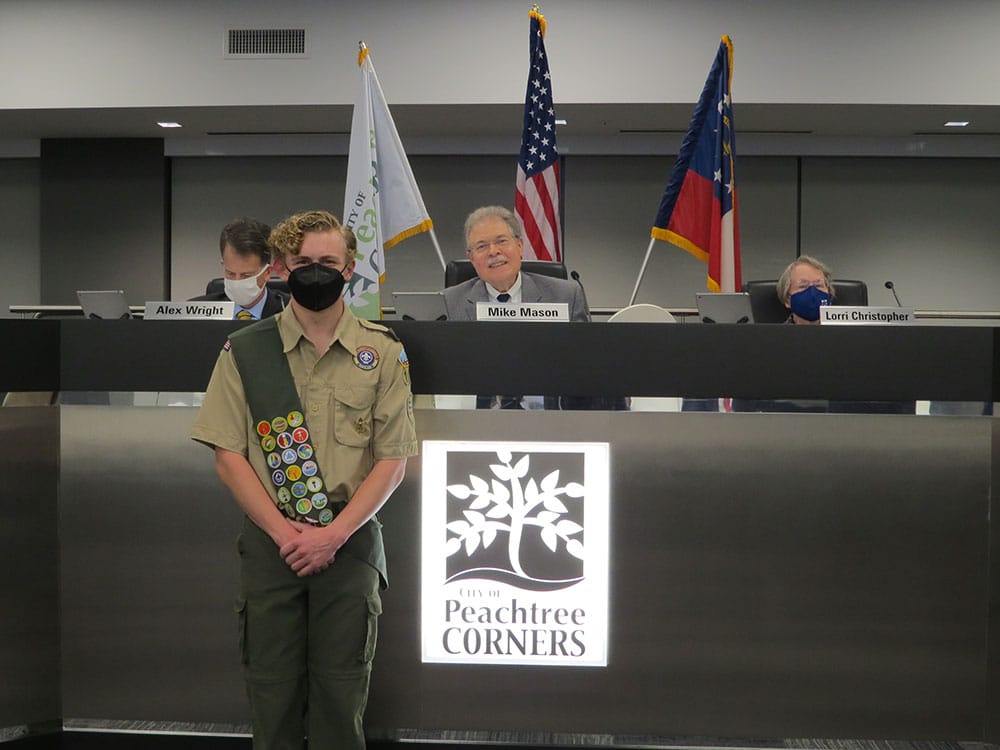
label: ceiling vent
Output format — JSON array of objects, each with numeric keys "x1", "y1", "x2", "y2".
[{"x1": 226, "y1": 28, "x2": 307, "y2": 58}]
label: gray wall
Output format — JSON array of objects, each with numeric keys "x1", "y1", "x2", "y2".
[
  {"x1": 801, "y1": 158, "x2": 1000, "y2": 312},
  {"x1": 2, "y1": 0, "x2": 998, "y2": 108}
]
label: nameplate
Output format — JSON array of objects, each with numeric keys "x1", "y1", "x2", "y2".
[
  {"x1": 143, "y1": 301, "x2": 235, "y2": 320},
  {"x1": 820, "y1": 306, "x2": 915, "y2": 325},
  {"x1": 476, "y1": 302, "x2": 569, "y2": 322}
]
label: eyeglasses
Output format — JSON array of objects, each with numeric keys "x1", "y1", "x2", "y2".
[{"x1": 469, "y1": 236, "x2": 516, "y2": 255}]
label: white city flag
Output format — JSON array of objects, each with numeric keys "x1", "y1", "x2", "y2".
[{"x1": 343, "y1": 44, "x2": 433, "y2": 320}]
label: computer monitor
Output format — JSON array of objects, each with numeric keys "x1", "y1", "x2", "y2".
[
  {"x1": 392, "y1": 291, "x2": 447, "y2": 321},
  {"x1": 77, "y1": 290, "x2": 131, "y2": 320},
  {"x1": 694, "y1": 292, "x2": 754, "y2": 324}
]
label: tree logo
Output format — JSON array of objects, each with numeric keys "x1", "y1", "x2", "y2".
[
  {"x1": 421, "y1": 440, "x2": 610, "y2": 667},
  {"x1": 444, "y1": 449, "x2": 585, "y2": 590}
]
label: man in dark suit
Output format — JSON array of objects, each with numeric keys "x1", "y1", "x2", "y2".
[
  {"x1": 191, "y1": 218, "x2": 289, "y2": 320},
  {"x1": 442, "y1": 206, "x2": 588, "y2": 322}
]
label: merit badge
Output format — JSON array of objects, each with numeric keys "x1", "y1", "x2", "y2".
[
  {"x1": 286, "y1": 465, "x2": 302, "y2": 482},
  {"x1": 306, "y1": 476, "x2": 324, "y2": 493},
  {"x1": 292, "y1": 427, "x2": 309, "y2": 444},
  {"x1": 301, "y1": 460, "x2": 318, "y2": 477},
  {"x1": 277, "y1": 487, "x2": 291, "y2": 504},
  {"x1": 281, "y1": 448, "x2": 297, "y2": 465},
  {"x1": 297, "y1": 443, "x2": 314, "y2": 460},
  {"x1": 271, "y1": 470, "x2": 286, "y2": 486},
  {"x1": 276, "y1": 432, "x2": 293, "y2": 449},
  {"x1": 318, "y1": 508, "x2": 334, "y2": 525},
  {"x1": 311, "y1": 493, "x2": 328, "y2": 509},
  {"x1": 295, "y1": 498, "x2": 313, "y2": 516},
  {"x1": 291, "y1": 482, "x2": 308, "y2": 499},
  {"x1": 261, "y1": 435, "x2": 277, "y2": 453},
  {"x1": 267, "y1": 452, "x2": 282, "y2": 469},
  {"x1": 256, "y1": 421, "x2": 271, "y2": 437},
  {"x1": 354, "y1": 346, "x2": 379, "y2": 371},
  {"x1": 287, "y1": 411, "x2": 304, "y2": 428},
  {"x1": 271, "y1": 416, "x2": 288, "y2": 433}
]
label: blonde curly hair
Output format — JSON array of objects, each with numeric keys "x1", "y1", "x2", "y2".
[{"x1": 268, "y1": 210, "x2": 357, "y2": 263}]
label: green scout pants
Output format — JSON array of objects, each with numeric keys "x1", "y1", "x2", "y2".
[{"x1": 237, "y1": 517, "x2": 382, "y2": 750}]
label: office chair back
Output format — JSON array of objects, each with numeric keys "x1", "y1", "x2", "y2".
[
  {"x1": 444, "y1": 259, "x2": 568, "y2": 287},
  {"x1": 607, "y1": 303, "x2": 676, "y2": 323},
  {"x1": 742, "y1": 279, "x2": 869, "y2": 323},
  {"x1": 607, "y1": 303, "x2": 680, "y2": 412}
]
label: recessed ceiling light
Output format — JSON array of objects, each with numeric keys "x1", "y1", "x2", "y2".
[
  {"x1": 157, "y1": 121, "x2": 183, "y2": 128},
  {"x1": 944, "y1": 121, "x2": 970, "y2": 127}
]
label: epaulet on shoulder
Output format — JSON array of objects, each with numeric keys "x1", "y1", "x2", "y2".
[{"x1": 358, "y1": 318, "x2": 399, "y2": 341}]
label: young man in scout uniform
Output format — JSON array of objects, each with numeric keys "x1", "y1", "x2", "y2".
[{"x1": 191, "y1": 209, "x2": 417, "y2": 750}]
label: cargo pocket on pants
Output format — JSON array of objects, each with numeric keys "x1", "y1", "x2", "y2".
[
  {"x1": 362, "y1": 592, "x2": 382, "y2": 664},
  {"x1": 235, "y1": 597, "x2": 249, "y2": 666}
]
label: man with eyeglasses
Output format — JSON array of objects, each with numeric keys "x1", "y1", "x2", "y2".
[
  {"x1": 442, "y1": 205, "x2": 588, "y2": 322},
  {"x1": 191, "y1": 217, "x2": 289, "y2": 320},
  {"x1": 191, "y1": 209, "x2": 417, "y2": 750},
  {"x1": 442, "y1": 205, "x2": 593, "y2": 410}
]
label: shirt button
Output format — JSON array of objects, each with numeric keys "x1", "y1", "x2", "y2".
[{"x1": 310, "y1": 404, "x2": 319, "y2": 413}]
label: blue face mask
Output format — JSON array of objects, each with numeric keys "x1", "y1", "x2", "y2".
[{"x1": 789, "y1": 285, "x2": 831, "y2": 321}]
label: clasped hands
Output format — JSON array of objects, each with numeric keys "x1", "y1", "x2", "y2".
[{"x1": 279, "y1": 521, "x2": 343, "y2": 577}]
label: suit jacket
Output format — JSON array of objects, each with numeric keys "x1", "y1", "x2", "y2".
[
  {"x1": 441, "y1": 271, "x2": 589, "y2": 322},
  {"x1": 190, "y1": 287, "x2": 289, "y2": 319}
]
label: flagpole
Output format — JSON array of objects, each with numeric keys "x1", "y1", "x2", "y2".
[
  {"x1": 628, "y1": 237, "x2": 657, "y2": 305},
  {"x1": 428, "y1": 227, "x2": 446, "y2": 271}
]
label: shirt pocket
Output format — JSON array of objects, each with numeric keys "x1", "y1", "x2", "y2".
[{"x1": 333, "y1": 385, "x2": 377, "y2": 447}]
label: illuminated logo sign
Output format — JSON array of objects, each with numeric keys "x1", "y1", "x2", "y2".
[{"x1": 421, "y1": 441, "x2": 609, "y2": 667}]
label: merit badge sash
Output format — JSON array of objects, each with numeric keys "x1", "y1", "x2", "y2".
[{"x1": 227, "y1": 317, "x2": 339, "y2": 526}]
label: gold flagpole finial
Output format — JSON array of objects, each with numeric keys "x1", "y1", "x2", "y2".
[
  {"x1": 529, "y1": 4, "x2": 546, "y2": 35},
  {"x1": 357, "y1": 40, "x2": 369, "y2": 66}
]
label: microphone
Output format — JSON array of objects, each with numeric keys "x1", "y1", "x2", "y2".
[
  {"x1": 570, "y1": 270, "x2": 592, "y2": 312},
  {"x1": 884, "y1": 280, "x2": 902, "y2": 307}
]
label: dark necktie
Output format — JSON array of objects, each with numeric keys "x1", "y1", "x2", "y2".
[{"x1": 497, "y1": 293, "x2": 511, "y2": 302}]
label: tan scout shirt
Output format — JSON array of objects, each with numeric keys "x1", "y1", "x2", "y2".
[{"x1": 191, "y1": 305, "x2": 417, "y2": 507}]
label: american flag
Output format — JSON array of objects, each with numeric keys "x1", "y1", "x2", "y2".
[{"x1": 514, "y1": 7, "x2": 561, "y2": 263}]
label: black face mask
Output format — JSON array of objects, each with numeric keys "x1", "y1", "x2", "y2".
[{"x1": 287, "y1": 263, "x2": 346, "y2": 312}]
